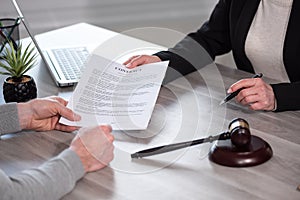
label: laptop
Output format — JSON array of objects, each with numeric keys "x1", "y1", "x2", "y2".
[{"x1": 11, "y1": 0, "x2": 90, "y2": 87}]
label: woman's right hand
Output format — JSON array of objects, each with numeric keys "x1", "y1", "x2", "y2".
[{"x1": 124, "y1": 55, "x2": 161, "y2": 69}]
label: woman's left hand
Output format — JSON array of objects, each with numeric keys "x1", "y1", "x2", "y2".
[{"x1": 228, "y1": 77, "x2": 276, "y2": 111}]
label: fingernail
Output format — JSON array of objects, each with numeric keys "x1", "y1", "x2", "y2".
[
  {"x1": 125, "y1": 63, "x2": 132, "y2": 68},
  {"x1": 227, "y1": 88, "x2": 232, "y2": 93},
  {"x1": 74, "y1": 113, "x2": 81, "y2": 121},
  {"x1": 100, "y1": 124, "x2": 113, "y2": 133}
]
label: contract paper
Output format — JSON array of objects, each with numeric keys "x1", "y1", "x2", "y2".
[{"x1": 59, "y1": 55, "x2": 169, "y2": 130}]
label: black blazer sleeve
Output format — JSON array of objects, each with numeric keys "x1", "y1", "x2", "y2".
[
  {"x1": 155, "y1": 0, "x2": 300, "y2": 112},
  {"x1": 154, "y1": 0, "x2": 232, "y2": 79},
  {"x1": 271, "y1": 83, "x2": 300, "y2": 112}
]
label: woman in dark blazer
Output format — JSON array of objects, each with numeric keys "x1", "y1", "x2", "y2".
[{"x1": 124, "y1": 0, "x2": 300, "y2": 112}]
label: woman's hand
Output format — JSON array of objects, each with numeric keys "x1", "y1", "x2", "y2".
[
  {"x1": 124, "y1": 55, "x2": 161, "y2": 68},
  {"x1": 228, "y1": 77, "x2": 276, "y2": 111}
]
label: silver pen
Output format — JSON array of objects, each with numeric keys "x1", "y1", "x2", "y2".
[{"x1": 220, "y1": 73, "x2": 263, "y2": 105}]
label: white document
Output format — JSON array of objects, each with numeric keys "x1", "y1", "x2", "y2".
[{"x1": 59, "y1": 55, "x2": 169, "y2": 130}]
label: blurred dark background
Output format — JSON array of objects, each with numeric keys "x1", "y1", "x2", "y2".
[{"x1": 1, "y1": 0, "x2": 217, "y2": 36}]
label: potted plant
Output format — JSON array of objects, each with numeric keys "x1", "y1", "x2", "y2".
[{"x1": 0, "y1": 41, "x2": 37, "y2": 103}]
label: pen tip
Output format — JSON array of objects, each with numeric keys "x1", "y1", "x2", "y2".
[
  {"x1": 219, "y1": 100, "x2": 226, "y2": 106},
  {"x1": 131, "y1": 153, "x2": 139, "y2": 159}
]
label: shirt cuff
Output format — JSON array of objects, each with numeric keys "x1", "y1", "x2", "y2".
[
  {"x1": 0, "y1": 103, "x2": 21, "y2": 135},
  {"x1": 57, "y1": 149, "x2": 85, "y2": 181}
]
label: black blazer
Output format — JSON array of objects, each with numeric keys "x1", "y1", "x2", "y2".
[{"x1": 155, "y1": 0, "x2": 300, "y2": 112}]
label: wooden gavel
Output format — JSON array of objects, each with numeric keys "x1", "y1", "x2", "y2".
[{"x1": 131, "y1": 118, "x2": 251, "y2": 159}]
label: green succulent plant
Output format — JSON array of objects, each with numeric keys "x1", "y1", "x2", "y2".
[{"x1": 0, "y1": 41, "x2": 37, "y2": 80}]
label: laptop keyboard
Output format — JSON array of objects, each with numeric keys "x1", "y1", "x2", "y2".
[{"x1": 51, "y1": 47, "x2": 89, "y2": 80}]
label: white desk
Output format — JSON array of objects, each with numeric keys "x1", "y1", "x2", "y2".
[
  {"x1": 0, "y1": 23, "x2": 165, "y2": 102},
  {"x1": 0, "y1": 24, "x2": 299, "y2": 200},
  {"x1": 0, "y1": 23, "x2": 113, "y2": 103}
]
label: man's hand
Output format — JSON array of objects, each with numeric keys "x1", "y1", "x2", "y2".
[
  {"x1": 17, "y1": 96, "x2": 81, "y2": 132},
  {"x1": 228, "y1": 77, "x2": 276, "y2": 111},
  {"x1": 70, "y1": 125, "x2": 114, "y2": 173},
  {"x1": 124, "y1": 55, "x2": 161, "y2": 68}
]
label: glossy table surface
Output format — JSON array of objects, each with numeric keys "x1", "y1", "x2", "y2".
[{"x1": 0, "y1": 24, "x2": 299, "y2": 200}]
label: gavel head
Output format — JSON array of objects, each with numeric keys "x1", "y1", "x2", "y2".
[{"x1": 228, "y1": 118, "x2": 251, "y2": 147}]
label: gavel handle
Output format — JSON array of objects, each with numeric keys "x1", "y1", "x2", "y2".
[{"x1": 131, "y1": 132, "x2": 231, "y2": 159}]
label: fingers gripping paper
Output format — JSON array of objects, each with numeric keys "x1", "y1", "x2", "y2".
[{"x1": 59, "y1": 55, "x2": 169, "y2": 130}]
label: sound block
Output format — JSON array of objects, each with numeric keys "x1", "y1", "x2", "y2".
[{"x1": 209, "y1": 135, "x2": 273, "y2": 167}]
